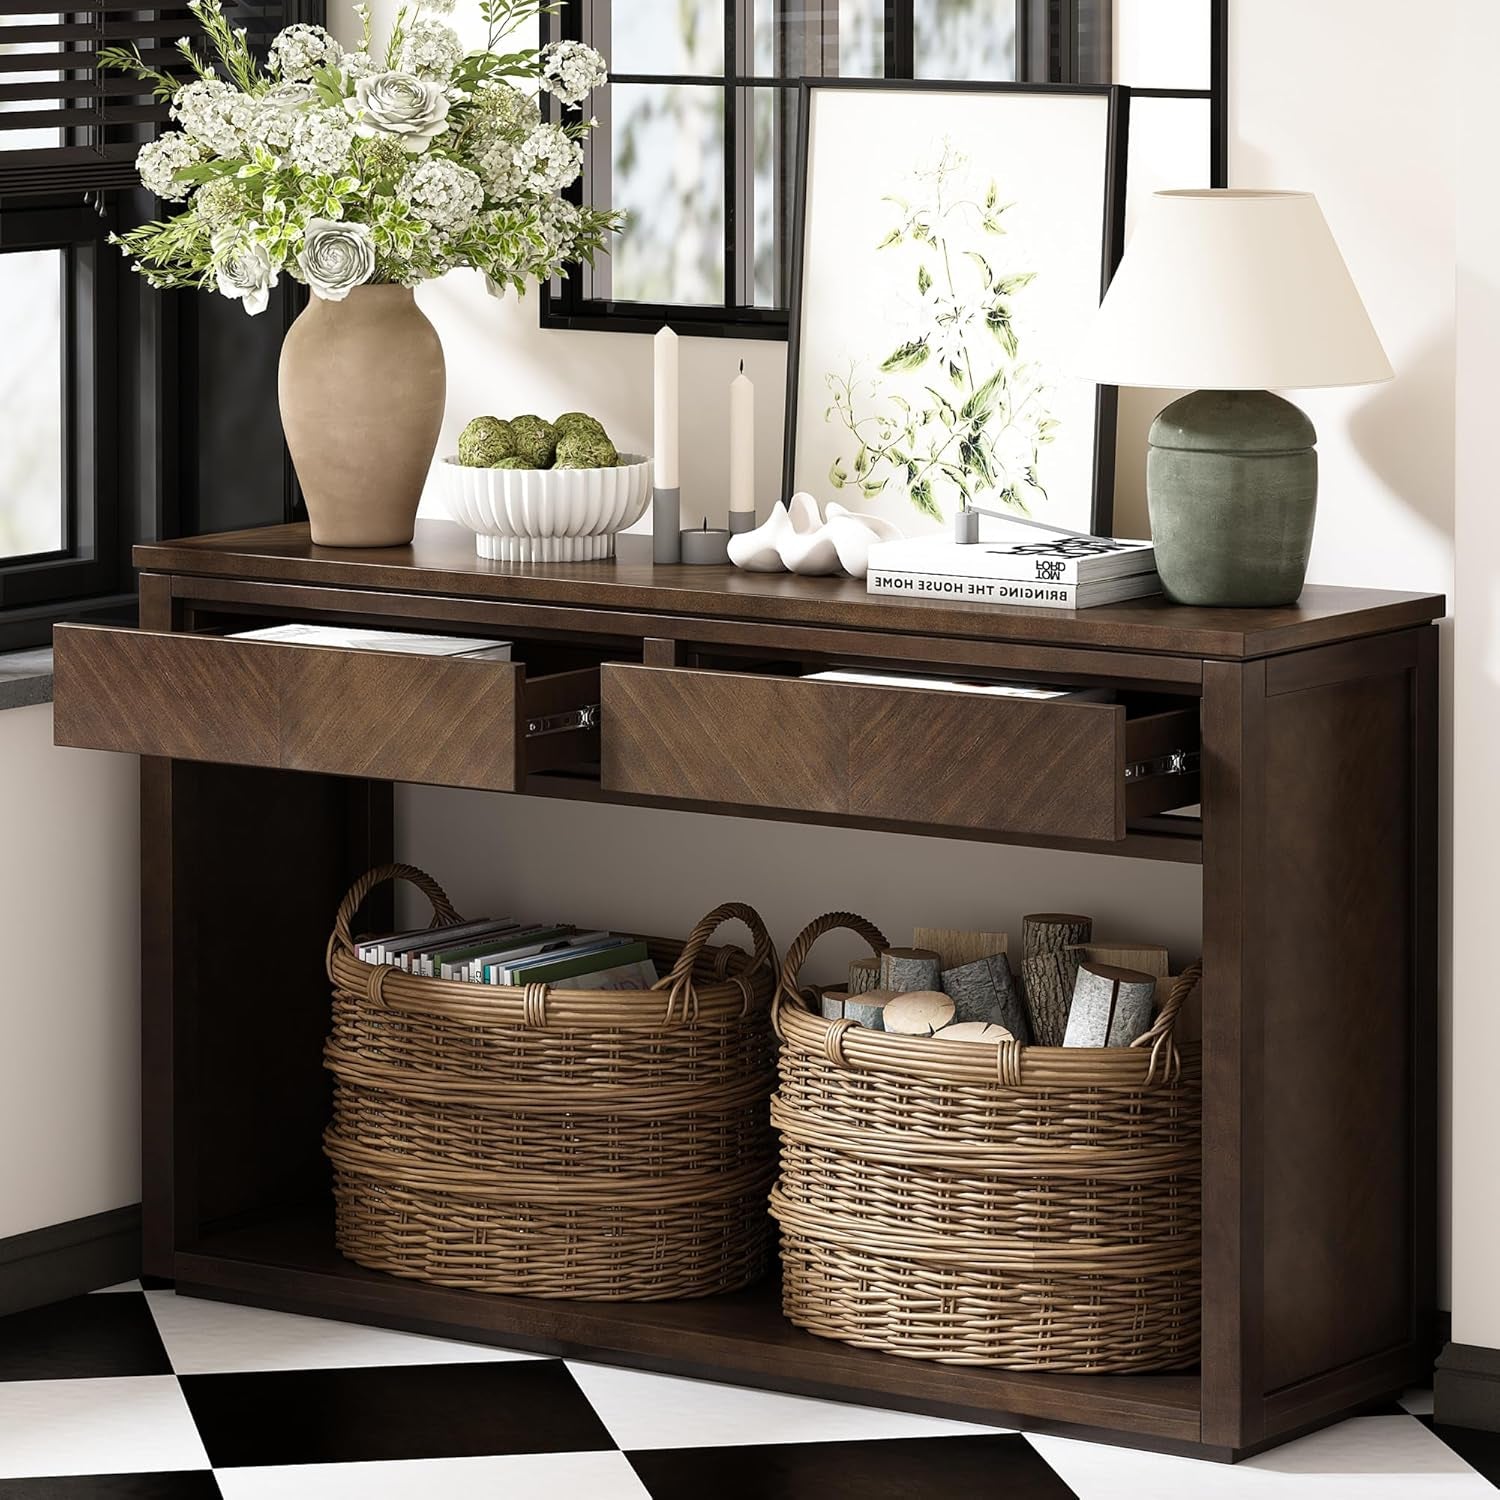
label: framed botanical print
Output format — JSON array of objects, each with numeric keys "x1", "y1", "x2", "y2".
[{"x1": 783, "y1": 82, "x2": 1128, "y2": 538}]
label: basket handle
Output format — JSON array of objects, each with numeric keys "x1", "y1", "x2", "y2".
[
  {"x1": 772, "y1": 911, "x2": 889, "y2": 1039},
  {"x1": 1130, "y1": 959, "x2": 1203, "y2": 1085},
  {"x1": 653, "y1": 901, "x2": 776, "y2": 1023},
  {"x1": 326, "y1": 862, "x2": 464, "y2": 979}
]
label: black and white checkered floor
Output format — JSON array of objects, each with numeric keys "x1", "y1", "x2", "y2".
[{"x1": 0, "y1": 1283, "x2": 1494, "y2": 1498}]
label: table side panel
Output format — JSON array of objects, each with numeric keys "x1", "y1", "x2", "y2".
[{"x1": 1259, "y1": 650, "x2": 1416, "y2": 1395}]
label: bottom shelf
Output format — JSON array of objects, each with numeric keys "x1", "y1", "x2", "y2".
[{"x1": 176, "y1": 1209, "x2": 1206, "y2": 1455}]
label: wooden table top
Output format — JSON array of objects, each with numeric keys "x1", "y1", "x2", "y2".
[{"x1": 136, "y1": 520, "x2": 1446, "y2": 661}]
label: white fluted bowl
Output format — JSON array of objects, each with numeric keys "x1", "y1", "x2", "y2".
[{"x1": 438, "y1": 454, "x2": 651, "y2": 562}]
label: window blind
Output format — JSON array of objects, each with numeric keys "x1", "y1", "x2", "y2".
[{"x1": 0, "y1": 0, "x2": 288, "y2": 198}]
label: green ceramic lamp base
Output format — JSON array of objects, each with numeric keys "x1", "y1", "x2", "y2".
[{"x1": 1146, "y1": 390, "x2": 1318, "y2": 608}]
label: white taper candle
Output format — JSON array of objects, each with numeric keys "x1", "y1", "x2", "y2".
[
  {"x1": 653, "y1": 326, "x2": 679, "y2": 490},
  {"x1": 729, "y1": 359, "x2": 754, "y2": 517}
]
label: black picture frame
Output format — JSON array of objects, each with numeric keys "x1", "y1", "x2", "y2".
[{"x1": 780, "y1": 78, "x2": 1129, "y2": 539}]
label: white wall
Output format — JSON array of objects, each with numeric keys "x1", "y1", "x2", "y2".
[
  {"x1": 1449, "y1": 0, "x2": 1499, "y2": 1352},
  {"x1": 0, "y1": 706, "x2": 140, "y2": 1239}
]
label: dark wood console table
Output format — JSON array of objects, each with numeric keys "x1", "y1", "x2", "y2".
[{"x1": 50, "y1": 520, "x2": 1443, "y2": 1462}]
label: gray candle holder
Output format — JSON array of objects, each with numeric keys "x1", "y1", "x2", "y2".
[{"x1": 652, "y1": 487, "x2": 681, "y2": 564}]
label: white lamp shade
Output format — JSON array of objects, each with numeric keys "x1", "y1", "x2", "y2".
[{"x1": 1078, "y1": 189, "x2": 1394, "y2": 390}]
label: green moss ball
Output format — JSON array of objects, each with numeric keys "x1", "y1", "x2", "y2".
[
  {"x1": 554, "y1": 430, "x2": 620, "y2": 468},
  {"x1": 457, "y1": 416, "x2": 516, "y2": 467},
  {"x1": 554, "y1": 411, "x2": 608, "y2": 441},
  {"x1": 509, "y1": 414, "x2": 558, "y2": 468},
  {"x1": 491, "y1": 457, "x2": 533, "y2": 469}
]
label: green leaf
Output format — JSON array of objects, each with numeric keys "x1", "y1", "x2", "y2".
[
  {"x1": 960, "y1": 366, "x2": 1007, "y2": 424},
  {"x1": 861, "y1": 478, "x2": 885, "y2": 498},
  {"x1": 916, "y1": 263, "x2": 933, "y2": 296},
  {"x1": 854, "y1": 445, "x2": 869, "y2": 477},
  {"x1": 829, "y1": 457, "x2": 848, "y2": 490},
  {"x1": 993, "y1": 272, "x2": 1036, "y2": 295},
  {"x1": 986, "y1": 305, "x2": 1018, "y2": 358},
  {"x1": 985, "y1": 180, "x2": 998, "y2": 211},
  {"x1": 981, "y1": 216, "x2": 1005, "y2": 236},
  {"x1": 880, "y1": 337, "x2": 930, "y2": 373},
  {"x1": 908, "y1": 477, "x2": 940, "y2": 519},
  {"x1": 947, "y1": 359, "x2": 964, "y2": 389},
  {"x1": 963, "y1": 250, "x2": 994, "y2": 288},
  {"x1": 877, "y1": 228, "x2": 903, "y2": 249}
]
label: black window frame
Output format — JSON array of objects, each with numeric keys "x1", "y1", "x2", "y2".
[
  {"x1": 540, "y1": 0, "x2": 1228, "y2": 341},
  {"x1": 0, "y1": 0, "x2": 320, "y2": 651}
]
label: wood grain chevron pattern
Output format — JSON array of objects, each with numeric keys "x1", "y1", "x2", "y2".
[
  {"x1": 601, "y1": 665, "x2": 1128, "y2": 840},
  {"x1": 54, "y1": 626, "x2": 597, "y2": 791},
  {"x1": 603, "y1": 667, "x2": 846, "y2": 814},
  {"x1": 850, "y1": 689, "x2": 1124, "y2": 840},
  {"x1": 54, "y1": 626, "x2": 279, "y2": 768},
  {"x1": 280, "y1": 649, "x2": 519, "y2": 790}
]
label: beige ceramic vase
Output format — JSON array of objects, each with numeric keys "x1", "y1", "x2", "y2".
[{"x1": 278, "y1": 284, "x2": 445, "y2": 547}]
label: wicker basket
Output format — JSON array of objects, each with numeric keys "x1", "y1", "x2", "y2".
[
  {"x1": 770, "y1": 912, "x2": 1202, "y2": 1372},
  {"x1": 324, "y1": 864, "x2": 779, "y2": 1300}
]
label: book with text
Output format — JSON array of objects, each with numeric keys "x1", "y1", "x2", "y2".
[
  {"x1": 867, "y1": 533, "x2": 1155, "y2": 586},
  {"x1": 867, "y1": 568, "x2": 1161, "y2": 609}
]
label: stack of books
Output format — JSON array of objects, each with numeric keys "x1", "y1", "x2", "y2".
[
  {"x1": 357, "y1": 918, "x2": 657, "y2": 990},
  {"x1": 865, "y1": 532, "x2": 1160, "y2": 610}
]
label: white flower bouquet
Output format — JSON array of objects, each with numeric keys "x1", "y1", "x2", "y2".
[{"x1": 101, "y1": 0, "x2": 619, "y2": 313}]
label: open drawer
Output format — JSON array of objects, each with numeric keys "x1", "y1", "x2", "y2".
[
  {"x1": 52, "y1": 624, "x2": 599, "y2": 790},
  {"x1": 600, "y1": 663, "x2": 1199, "y2": 842}
]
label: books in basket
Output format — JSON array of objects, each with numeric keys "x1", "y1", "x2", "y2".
[
  {"x1": 865, "y1": 532, "x2": 1161, "y2": 610},
  {"x1": 355, "y1": 919, "x2": 657, "y2": 990}
]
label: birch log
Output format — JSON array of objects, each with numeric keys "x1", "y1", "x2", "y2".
[
  {"x1": 879, "y1": 947, "x2": 942, "y2": 993},
  {"x1": 844, "y1": 987, "x2": 896, "y2": 1029},
  {"x1": 940, "y1": 953, "x2": 1029, "y2": 1042},
  {"x1": 882, "y1": 990, "x2": 956, "y2": 1036},
  {"x1": 1062, "y1": 963, "x2": 1158, "y2": 1047},
  {"x1": 822, "y1": 986, "x2": 895, "y2": 1029},
  {"x1": 935, "y1": 1021, "x2": 1014, "y2": 1044}
]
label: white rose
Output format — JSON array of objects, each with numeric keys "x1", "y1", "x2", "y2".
[
  {"x1": 297, "y1": 217, "x2": 376, "y2": 301},
  {"x1": 345, "y1": 71, "x2": 450, "y2": 153},
  {"x1": 212, "y1": 231, "x2": 279, "y2": 316}
]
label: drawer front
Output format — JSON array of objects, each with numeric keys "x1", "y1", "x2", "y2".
[
  {"x1": 602, "y1": 664, "x2": 1138, "y2": 841},
  {"x1": 54, "y1": 626, "x2": 597, "y2": 791},
  {"x1": 53, "y1": 627, "x2": 280, "y2": 768}
]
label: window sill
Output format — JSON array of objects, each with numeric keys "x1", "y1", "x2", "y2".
[{"x1": 0, "y1": 647, "x2": 54, "y2": 710}]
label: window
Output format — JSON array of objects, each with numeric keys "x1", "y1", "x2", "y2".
[
  {"x1": 542, "y1": 0, "x2": 1225, "y2": 338},
  {"x1": 0, "y1": 0, "x2": 318, "y2": 649}
]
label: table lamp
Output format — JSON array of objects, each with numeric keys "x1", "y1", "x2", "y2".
[{"x1": 1079, "y1": 189, "x2": 1393, "y2": 607}]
